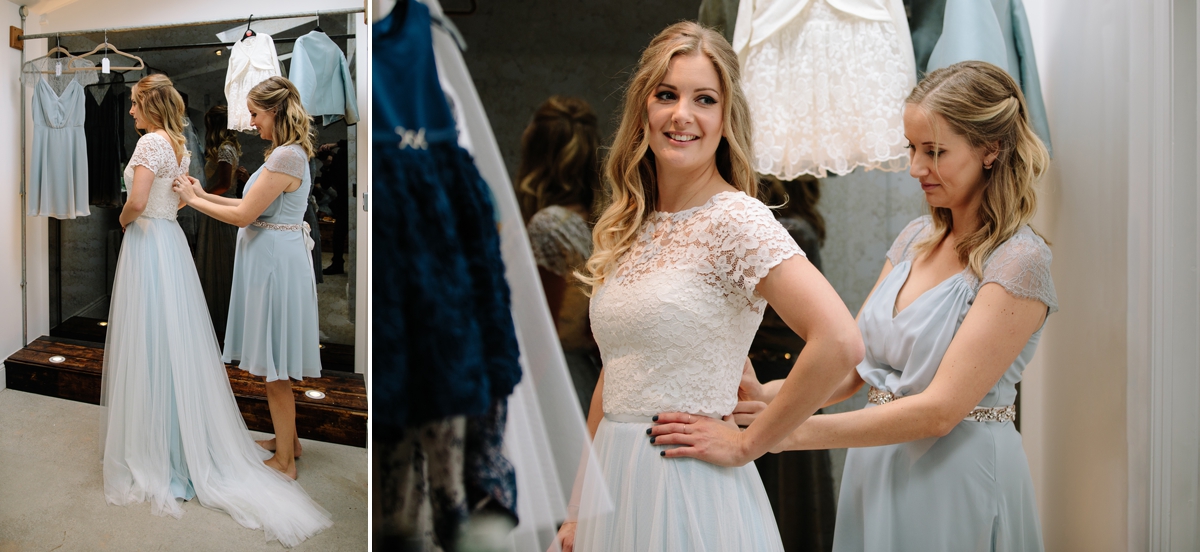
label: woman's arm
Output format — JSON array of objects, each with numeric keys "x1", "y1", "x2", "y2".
[
  {"x1": 174, "y1": 169, "x2": 298, "y2": 228},
  {"x1": 772, "y1": 283, "x2": 1047, "y2": 451},
  {"x1": 653, "y1": 255, "x2": 864, "y2": 466},
  {"x1": 119, "y1": 166, "x2": 156, "y2": 228},
  {"x1": 206, "y1": 160, "x2": 235, "y2": 196},
  {"x1": 586, "y1": 368, "x2": 604, "y2": 439}
]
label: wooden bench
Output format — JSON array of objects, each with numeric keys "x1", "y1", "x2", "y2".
[{"x1": 5, "y1": 336, "x2": 366, "y2": 448}]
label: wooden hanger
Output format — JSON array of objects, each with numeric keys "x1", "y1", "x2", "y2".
[
  {"x1": 75, "y1": 41, "x2": 146, "y2": 72},
  {"x1": 25, "y1": 35, "x2": 83, "y2": 74}
]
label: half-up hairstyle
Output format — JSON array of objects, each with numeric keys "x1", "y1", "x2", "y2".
[
  {"x1": 247, "y1": 76, "x2": 317, "y2": 159},
  {"x1": 203, "y1": 104, "x2": 242, "y2": 163},
  {"x1": 580, "y1": 21, "x2": 756, "y2": 289},
  {"x1": 516, "y1": 95, "x2": 600, "y2": 222},
  {"x1": 132, "y1": 74, "x2": 188, "y2": 161},
  {"x1": 907, "y1": 60, "x2": 1050, "y2": 278}
]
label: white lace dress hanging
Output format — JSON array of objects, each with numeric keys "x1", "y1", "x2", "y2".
[{"x1": 734, "y1": 0, "x2": 916, "y2": 178}]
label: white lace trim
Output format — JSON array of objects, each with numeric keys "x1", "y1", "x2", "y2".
[
  {"x1": 592, "y1": 191, "x2": 804, "y2": 417},
  {"x1": 21, "y1": 57, "x2": 98, "y2": 95},
  {"x1": 126, "y1": 134, "x2": 188, "y2": 221},
  {"x1": 888, "y1": 216, "x2": 1058, "y2": 313},
  {"x1": 528, "y1": 206, "x2": 592, "y2": 278},
  {"x1": 225, "y1": 34, "x2": 281, "y2": 132},
  {"x1": 263, "y1": 145, "x2": 307, "y2": 180},
  {"x1": 741, "y1": 0, "x2": 911, "y2": 178}
]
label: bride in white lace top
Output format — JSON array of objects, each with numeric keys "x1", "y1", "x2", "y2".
[{"x1": 556, "y1": 23, "x2": 863, "y2": 552}]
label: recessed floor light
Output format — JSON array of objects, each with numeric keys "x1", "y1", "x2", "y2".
[
  {"x1": 48, "y1": 355, "x2": 66, "y2": 363},
  {"x1": 98, "y1": 321, "x2": 108, "y2": 327},
  {"x1": 304, "y1": 390, "x2": 326, "y2": 400}
]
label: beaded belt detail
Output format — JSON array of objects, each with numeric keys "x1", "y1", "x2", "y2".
[
  {"x1": 868, "y1": 387, "x2": 1017, "y2": 423},
  {"x1": 250, "y1": 220, "x2": 315, "y2": 251}
]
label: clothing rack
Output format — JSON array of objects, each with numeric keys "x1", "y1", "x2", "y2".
[
  {"x1": 18, "y1": 8, "x2": 364, "y2": 41},
  {"x1": 64, "y1": 33, "x2": 356, "y2": 56}
]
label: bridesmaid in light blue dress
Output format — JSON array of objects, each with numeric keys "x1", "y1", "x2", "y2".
[
  {"x1": 652, "y1": 61, "x2": 1056, "y2": 551},
  {"x1": 175, "y1": 76, "x2": 321, "y2": 480}
]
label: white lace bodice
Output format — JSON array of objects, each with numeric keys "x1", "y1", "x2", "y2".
[
  {"x1": 591, "y1": 191, "x2": 804, "y2": 417},
  {"x1": 124, "y1": 133, "x2": 189, "y2": 221}
]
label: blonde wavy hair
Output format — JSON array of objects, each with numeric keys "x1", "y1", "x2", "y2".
[
  {"x1": 203, "y1": 104, "x2": 242, "y2": 164},
  {"x1": 580, "y1": 22, "x2": 756, "y2": 289},
  {"x1": 516, "y1": 95, "x2": 600, "y2": 222},
  {"x1": 247, "y1": 76, "x2": 317, "y2": 159},
  {"x1": 132, "y1": 74, "x2": 187, "y2": 161},
  {"x1": 908, "y1": 60, "x2": 1050, "y2": 278}
]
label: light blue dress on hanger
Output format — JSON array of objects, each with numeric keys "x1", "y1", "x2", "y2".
[
  {"x1": 29, "y1": 78, "x2": 90, "y2": 218},
  {"x1": 223, "y1": 144, "x2": 323, "y2": 381},
  {"x1": 834, "y1": 215, "x2": 1057, "y2": 552}
]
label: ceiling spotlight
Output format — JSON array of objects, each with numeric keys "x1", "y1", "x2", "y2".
[
  {"x1": 304, "y1": 390, "x2": 326, "y2": 400},
  {"x1": 98, "y1": 321, "x2": 108, "y2": 327},
  {"x1": 318, "y1": 343, "x2": 326, "y2": 350},
  {"x1": 48, "y1": 355, "x2": 66, "y2": 363},
  {"x1": 215, "y1": 49, "x2": 223, "y2": 56}
]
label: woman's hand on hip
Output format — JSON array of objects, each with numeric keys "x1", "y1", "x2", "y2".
[
  {"x1": 649, "y1": 412, "x2": 751, "y2": 467},
  {"x1": 553, "y1": 521, "x2": 577, "y2": 552}
]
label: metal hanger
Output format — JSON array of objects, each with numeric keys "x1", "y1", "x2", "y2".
[{"x1": 314, "y1": 10, "x2": 324, "y2": 33}]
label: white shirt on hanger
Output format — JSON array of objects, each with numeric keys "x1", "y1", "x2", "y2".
[{"x1": 224, "y1": 33, "x2": 281, "y2": 132}]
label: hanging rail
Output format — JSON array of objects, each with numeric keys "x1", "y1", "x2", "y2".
[
  {"x1": 64, "y1": 33, "x2": 356, "y2": 56},
  {"x1": 18, "y1": 7, "x2": 364, "y2": 41}
]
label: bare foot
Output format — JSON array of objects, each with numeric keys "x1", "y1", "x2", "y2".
[
  {"x1": 264, "y1": 456, "x2": 298, "y2": 480},
  {"x1": 256, "y1": 437, "x2": 303, "y2": 458}
]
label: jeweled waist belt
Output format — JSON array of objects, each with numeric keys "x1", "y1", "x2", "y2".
[
  {"x1": 250, "y1": 220, "x2": 315, "y2": 251},
  {"x1": 868, "y1": 387, "x2": 1016, "y2": 423}
]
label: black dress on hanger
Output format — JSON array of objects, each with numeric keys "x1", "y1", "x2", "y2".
[{"x1": 84, "y1": 72, "x2": 127, "y2": 208}]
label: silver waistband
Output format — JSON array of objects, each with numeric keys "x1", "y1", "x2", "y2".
[
  {"x1": 868, "y1": 387, "x2": 1017, "y2": 423},
  {"x1": 251, "y1": 221, "x2": 303, "y2": 231},
  {"x1": 603, "y1": 412, "x2": 722, "y2": 424}
]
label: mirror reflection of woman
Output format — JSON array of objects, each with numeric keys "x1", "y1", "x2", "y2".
[
  {"x1": 195, "y1": 105, "x2": 241, "y2": 335},
  {"x1": 653, "y1": 61, "x2": 1057, "y2": 551},
  {"x1": 175, "y1": 76, "x2": 323, "y2": 480},
  {"x1": 102, "y1": 74, "x2": 331, "y2": 546},
  {"x1": 556, "y1": 23, "x2": 863, "y2": 551},
  {"x1": 516, "y1": 95, "x2": 602, "y2": 414}
]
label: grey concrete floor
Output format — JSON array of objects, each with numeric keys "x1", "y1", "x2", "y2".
[{"x1": 0, "y1": 389, "x2": 367, "y2": 551}]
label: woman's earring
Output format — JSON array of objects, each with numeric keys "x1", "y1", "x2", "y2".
[{"x1": 983, "y1": 161, "x2": 994, "y2": 170}]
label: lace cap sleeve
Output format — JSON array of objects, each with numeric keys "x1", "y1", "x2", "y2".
[
  {"x1": 979, "y1": 228, "x2": 1059, "y2": 314},
  {"x1": 712, "y1": 194, "x2": 805, "y2": 292},
  {"x1": 217, "y1": 142, "x2": 239, "y2": 166},
  {"x1": 528, "y1": 207, "x2": 592, "y2": 277},
  {"x1": 886, "y1": 216, "x2": 932, "y2": 266},
  {"x1": 127, "y1": 134, "x2": 167, "y2": 174},
  {"x1": 263, "y1": 145, "x2": 307, "y2": 180}
]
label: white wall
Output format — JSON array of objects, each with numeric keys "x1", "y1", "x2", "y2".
[
  {"x1": 0, "y1": 5, "x2": 28, "y2": 388},
  {"x1": 26, "y1": 0, "x2": 363, "y2": 35}
]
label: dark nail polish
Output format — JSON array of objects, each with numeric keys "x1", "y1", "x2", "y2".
[
  {"x1": 650, "y1": 436, "x2": 656, "y2": 444},
  {"x1": 660, "y1": 451, "x2": 665, "y2": 457},
  {"x1": 652, "y1": 415, "x2": 659, "y2": 422},
  {"x1": 645, "y1": 428, "x2": 652, "y2": 435}
]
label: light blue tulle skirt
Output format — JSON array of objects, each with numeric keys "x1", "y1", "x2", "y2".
[
  {"x1": 101, "y1": 216, "x2": 332, "y2": 546},
  {"x1": 574, "y1": 417, "x2": 784, "y2": 552}
]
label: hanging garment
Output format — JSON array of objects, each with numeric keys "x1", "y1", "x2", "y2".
[
  {"x1": 22, "y1": 56, "x2": 98, "y2": 218},
  {"x1": 922, "y1": 0, "x2": 1053, "y2": 155},
  {"x1": 225, "y1": 34, "x2": 281, "y2": 132},
  {"x1": 375, "y1": 1, "x2": 534, "y2": 547},
  {"x1": 734, "y1": 0, "x2": 916, "y2": 178},
  {"x1": 83, "y1": 73, "x2": 127, "y2": 208},
  {"x1": 833, "y1": 216, "x2": 1056, "y2": 551},
  {"x1": 101, "y1": 133, "x2": 332, "y2": 546},
  {"x1": 290, "y1": 30, "x2": 360, "y2": 126},
  {"x1": 424, "y1": 0, "x2": 614, "y2": 548},
  {"x1": 196, "y1": 142, "x2": 241, "y2": 336},
  {"x1": 223, "y1": 144, "x2": 322, "y2": 381}
]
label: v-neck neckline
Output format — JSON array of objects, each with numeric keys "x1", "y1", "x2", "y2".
[
  {"x1": 146, "y1": 132, "x2": 187, "y2": 171},
  {"x1": 38, "y1": 76, "x2": 81, "y2": 101},
  {"x1": 889, "y1": 260, "x2": 969, "y2": 320}
]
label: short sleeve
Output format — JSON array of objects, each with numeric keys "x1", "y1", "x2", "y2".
[
  {"x1": 263, "y1": 145, "x2": 308, "y2": 179},
  {"x1": 980, "y1": 229, "x2": 1059, "y2": 314},
  {"x1": 127, "y1": 134, "x2": 166, "y2": 174},
  {"x1": 528, "y1": 207, "x2": 592, "y2": 277},
  {"x1": 886, "y1": 216, "x2": 932, "y2": 266},
  {"x1": 217, "y1": 142, "x2": 239, "y2": 166},
  {"x1": 711, "y1": 194, "x2": 805, "y2": 292}
]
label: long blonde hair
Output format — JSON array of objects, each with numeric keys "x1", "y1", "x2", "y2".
[
  {"x1": 516, "y1": 95, "x2": 600, "y2": 222},
  {"x1": 908, "y1": 61, "x2": 1050, "y2": 278},
  {"x1": 132, "y1": 74, "x2": 187, "y2": 161},
  {"x1": 247, "y1": 76, "x2": 316, "y2": 159},
  {"x1": 581, "y1": 22, "x2": 756, "y2": 289}
]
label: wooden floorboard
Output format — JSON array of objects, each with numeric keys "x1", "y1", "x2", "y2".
[{"x1": 5, "y1": 337, "x2": 366, "y2": 447}]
